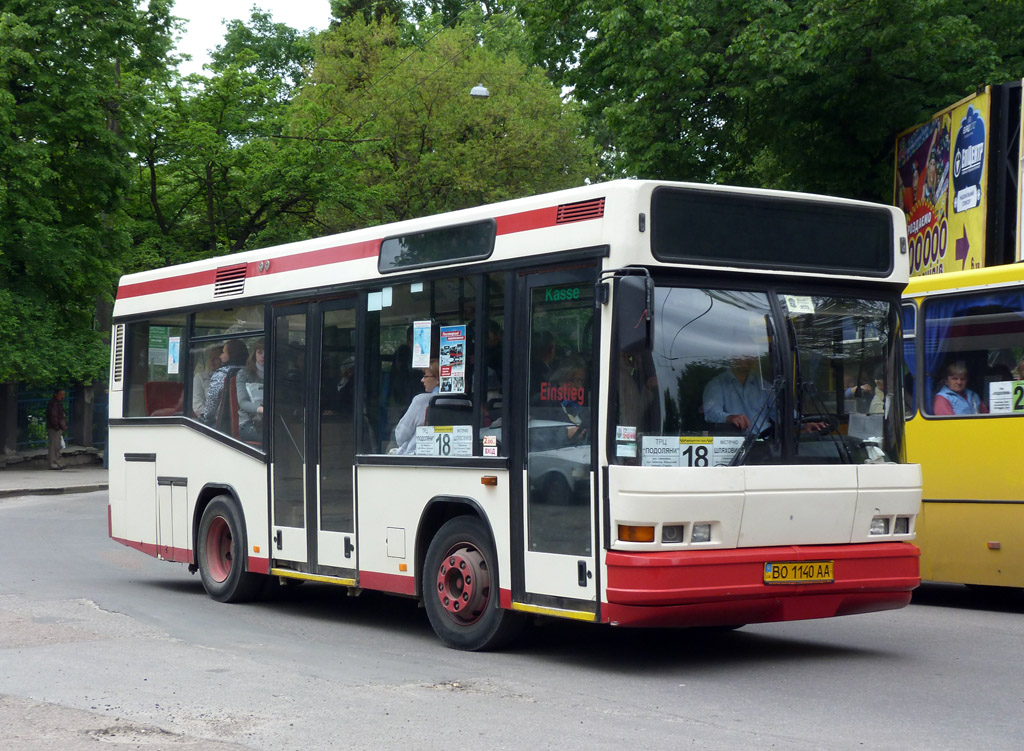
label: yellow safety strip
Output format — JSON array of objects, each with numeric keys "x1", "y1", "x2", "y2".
[
  {"x1": 511, "y1": 602, "x2": 597, "y2": 622},
  {"x1": 270, "y1": 568, "x2": 357, "y2": 587}
]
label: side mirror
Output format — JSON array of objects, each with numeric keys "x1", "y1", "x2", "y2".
[{"x1": 614, "y1": 275, "x2": 654, "y2": 354}]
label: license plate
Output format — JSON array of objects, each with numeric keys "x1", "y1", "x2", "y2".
[{"x1": 763, "y1": 560, "x2": 834, "y2": 584}]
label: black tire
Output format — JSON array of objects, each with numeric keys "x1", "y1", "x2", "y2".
[
  {"x1": 423, "y1": 516, "x2": 523, "y2": 651},
  {"x1": 197, "y1": 495, "x2": 264, "y2": 603}
]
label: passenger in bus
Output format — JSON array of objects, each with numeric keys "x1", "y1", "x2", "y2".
[
  {"x1": 932, "y1": 361, "x2": 988, "y2": 415},
  {"x1": 702, "y1": 352, "x2": 772, "y2": 434},
  {"x1": 618, "y1": 351, "x2": 660, "y2": 433},
  {"x1": 534, "y1": 355, "x2": 589, "y2": 439},
  {"x1": 322, "y1": 357, "x2": 355, "y2": 416},
  {"x1": 530, "y1": 330, "x2": 557, "y2": 393},
  {"x1": 202, "y1": 339, "x2": 248, "y2": 427},
  {"x1": 192, "y1": 344, "x2": 221, "y2": 419},
  {"x1": 393, "y1": 360, "x2": 440, "y2": 454},
  {"x1": 868, "y1": 365, "x2": 888, "y2": 416},
  {"x1": 236, "y1": 340, "x2": 265, "y2": 442}
]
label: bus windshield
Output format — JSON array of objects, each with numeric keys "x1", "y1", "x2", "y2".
[{"x1": 613, "y1": 282, "x2": 903, "y2": 466}]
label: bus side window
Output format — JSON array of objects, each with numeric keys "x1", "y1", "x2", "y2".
[
  {"x1": 123, "y1": 317, "x2": 186, "y2": 418},
  {"x1": 920, "y1": 289, "x2": 1024, "y2": 417}
]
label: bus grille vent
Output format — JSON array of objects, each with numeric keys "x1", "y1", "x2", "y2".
[
  {"x1": 111, "y1": 324, "x2": 125, "y2": 389},
  {"x1": 214, "y1": 264, "x2": 248, "y2": 297},
  {"x1": 556, "y1": 198, "x2": 605, "y2": 224}
]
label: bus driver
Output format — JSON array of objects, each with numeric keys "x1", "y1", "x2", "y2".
[{"x1": 702, "y1": 351, "x2": 771, "y2": 434}]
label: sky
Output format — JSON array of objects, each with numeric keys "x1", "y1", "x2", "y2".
[{"x1": 171, "y1": 0, "x2": 333, "y2": 76}]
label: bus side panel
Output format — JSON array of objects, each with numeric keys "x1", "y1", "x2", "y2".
[
  {"x1": 907, "y1": 417, "x2": 1018, "y2": 502},
  {"x1": 355, "y1": 465, "x2": 511, "y2": 599},
  {"x1": 109, "y1": 425, "x2": 270, "y2": 570},
  {"x1": 907, "y1": 416, "x2": 1024, "y2": 587},
  {"x1": 916, "y1": 503, "x2": 1024, "y2": 586}
]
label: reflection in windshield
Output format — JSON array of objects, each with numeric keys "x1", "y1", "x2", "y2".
[{"x1": 612, "y1": 285, "x2": 902, "y2": 466}]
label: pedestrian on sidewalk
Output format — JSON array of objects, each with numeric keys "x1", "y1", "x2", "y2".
[{"x1": 46, "y1": 389, "x2": 67, "y2": 470}]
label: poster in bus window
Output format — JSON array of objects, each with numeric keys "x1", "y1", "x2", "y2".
[
  {"x1": 412, "y1": 320, "x2": 431, "y2": 368},
  {"x1": 895, "y1": 90, "x2": 989, "y2": 277},
  {"x1": 439, "y1": 325, "x2": 466, "y2": 394}
]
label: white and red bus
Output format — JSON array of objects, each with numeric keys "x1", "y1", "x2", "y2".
[{"x1": 108, "y1": 180, "x2": 921, "y2": 650}]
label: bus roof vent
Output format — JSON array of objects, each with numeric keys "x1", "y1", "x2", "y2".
[
  {"x1": 214, "y1": 263, "x2": 248, "y2": 298},
  {"x1": 111, "y1": 324, "x2": 125, "y2": 391},
  {"x1": 556, "y1": 197, "x2": 605, "y2": 224}
]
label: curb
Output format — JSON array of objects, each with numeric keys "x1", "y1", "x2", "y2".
[{"x1": 0, "y1": 484, "x2": 109, "y2": 499}]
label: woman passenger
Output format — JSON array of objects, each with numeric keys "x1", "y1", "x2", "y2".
[
  {"x1": 236, "y1": 340, "x2": 265, "y2": 442},
  {"x1": 203, "y1": 339, "x2": 249, "y2": 427},
  {"x1": 932, "y1": 361, "x2": 987, "y2": 415}
]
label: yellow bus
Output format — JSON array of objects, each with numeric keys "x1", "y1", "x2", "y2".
[{"x1": 903, "y1": 263, "x2": 1024, "y2": 590}]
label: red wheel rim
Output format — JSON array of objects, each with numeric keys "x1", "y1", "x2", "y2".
[
  {"x1": 205, "y1": 516, "x2": 233, "y2": 583},
  {"x1": 434, "y1": 542, "x2": 491, "y2": 625}
]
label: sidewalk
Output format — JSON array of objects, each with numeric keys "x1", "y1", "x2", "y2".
[{"x1": 0, "y1": 446, "x2": 109, "y2": 499}]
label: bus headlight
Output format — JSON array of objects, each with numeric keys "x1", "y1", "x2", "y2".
[
  {"x1": 661, "y1": 524, "x2": 685, "y2": 543},
  {"x1": 691, "y1": 523, "x2": 712, "y2": 543},
  {"x1": 894, "y1": 516, "x2": 910, "y2": 535},
  {"x1": 870, "y1": 517, "x2": 890, "y2": 536}
]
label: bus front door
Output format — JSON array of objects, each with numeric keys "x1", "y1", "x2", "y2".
[
  {"x1": 271, "y1": 301, "x2": 358, "y2": 577},
  {"x1": 516, "y1": 268, "x2": 599, "y2": 619}
]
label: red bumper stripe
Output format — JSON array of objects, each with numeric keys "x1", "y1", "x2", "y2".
[{"x1": 604, "y1": 542, "x2": 920, "y2": 627}]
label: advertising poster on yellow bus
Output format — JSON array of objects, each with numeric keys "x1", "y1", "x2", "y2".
[{"x1": 895, "y1": 90, "x2": 989, "y2": 276}]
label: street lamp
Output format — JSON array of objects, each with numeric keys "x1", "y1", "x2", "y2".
[{"x1": 470, "y1": 83, "x2": 490, "y2": 99}]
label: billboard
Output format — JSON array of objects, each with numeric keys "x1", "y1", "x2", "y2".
[{"x1": 895, "y1": 89, "x2": 990, "y2": 276}]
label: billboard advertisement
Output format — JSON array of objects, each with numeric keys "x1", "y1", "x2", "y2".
[{"x1": 895, "y1": 90, "x2": 990, "y2": 276}]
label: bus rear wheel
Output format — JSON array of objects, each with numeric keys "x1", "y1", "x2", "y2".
[
  {"x1": 423, "y1": 516, "x2": 522, "y2": 651},
  {"x1": 198, "y1": 495, "x2": 264, "y2": 603}
]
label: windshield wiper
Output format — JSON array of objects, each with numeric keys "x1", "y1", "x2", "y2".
[{"x1": 797, "y1": 380, "x2": 852, "y2": 463}]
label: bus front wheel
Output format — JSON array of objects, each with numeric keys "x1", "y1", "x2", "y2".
[
  {"x1": 423, "y1": 516, "x2": 522, "y2": 651},
  {"x1": 198, "y1": 496, "x2": 264, "y2": 603}
]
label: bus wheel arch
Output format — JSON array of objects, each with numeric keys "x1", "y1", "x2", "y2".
[
  {"x1": 418, "y1": 502, "x2": 522, "y2": 651},
  {"x1": 195, "y1": 489, "x2": 263, "y2": 603}
]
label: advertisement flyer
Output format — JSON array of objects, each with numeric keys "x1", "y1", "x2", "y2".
[
  {"x1": 895, "y1": 90, "x2": 989, "y2": 276},
  {"x1": 411, "y1": 320, "x2": 431, "y2": 368},
  {"x1": 439, "y1": 325, "x2": 466, "y2": 394}
]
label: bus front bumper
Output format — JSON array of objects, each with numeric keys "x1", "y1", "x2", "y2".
[{"x1": 603, "y1": 542, "x2": 920, "y2": 627}]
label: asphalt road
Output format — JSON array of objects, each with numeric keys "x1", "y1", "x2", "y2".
[{"x1": 1, "y1": 491, "x2": 1022, "y2": 750}]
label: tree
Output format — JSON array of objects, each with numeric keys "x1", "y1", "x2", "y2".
[
  {"x1": 125, "y1": 11, "x2": 327, "y2": 272},
  {"x1": 292, "y1": 15, "x2": 597, "y2": 231},
  {"x1": 0, "y1": 0, "x2": 175, "y2": 384},
  {"x1": 517, "y1": 0, "x2": 1018, "y2": 201}
]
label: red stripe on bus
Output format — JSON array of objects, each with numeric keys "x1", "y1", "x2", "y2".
[
  {"x1": 494, "y1": 206, "x2": 559, "y2": 235},
  {"x1": 111, "y1": 535, "x2": 195, "y2": 565},
  {"x1": 115, "y1": 239, "x2": 381, "y2": 300},
  {"x1": 248, "y1": 556, "x2": 270, "y2": 575},
  {"x1": 358, "y1": 570, "x2": 417, "y2": 596},
  {"x1": 117, "y1": 269, "x2": 217, "y2": 299},
  {"x1": 115, "y1": 203, "x2": 590, "y2": 302}
]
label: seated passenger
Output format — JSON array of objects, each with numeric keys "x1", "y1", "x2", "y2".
[
  {"x1": 867, "y1": 365, "x2": 887, "y2": 416},
  {"x1": 932, "y1": 361, "x2": 988, "y2": 415},
  {"x1": 203, "y1": 339, "x2": 249, "y2": 427},
  {"x1": 236, "y1": 340, "x2": 265, "y2": 442},
  {"x1": 393, "y1": 360, "x2": 440, "y2": 454},
  {"x1": 702, "y1": 353, "x2": 771, "y2": 434}
]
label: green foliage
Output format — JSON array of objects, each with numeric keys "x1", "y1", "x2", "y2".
[
  {"x1": 517, "y1": 0, "x2": 1018, "y2": 200},
  {"x1": 0, "y1": 0, "x2": 174, "y2": 384},
  {"x1": 293, "y1": 15, "x2": 597, "y2": 230}
]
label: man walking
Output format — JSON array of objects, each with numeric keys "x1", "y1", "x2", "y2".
[{"x1": 46, "y1": 389, "x2": 67, "y2": 470}]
